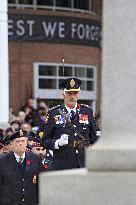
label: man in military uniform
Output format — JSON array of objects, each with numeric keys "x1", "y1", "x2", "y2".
[
  {"x1": 0, "y1": 130, "x2": 43, "y2": 205},
  {"x1": 41, "y1": 78, "x2": 99, "y2": 170},
  {"x1": 32, "y1": 137, "x2": 53, "y2": 171}
]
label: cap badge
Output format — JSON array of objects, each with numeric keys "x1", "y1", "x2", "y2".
[
  {"x1": 20, "y1": 130, "x2": 23, "y2": 136},
  {"x1": 70, "y1": 79, "x2": 75, "y2": 88}
]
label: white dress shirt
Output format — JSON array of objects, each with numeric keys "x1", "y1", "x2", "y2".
[
  {"x1": 65, "y1": 103, "x2": 77, "y2": 114},
  {"x1": 14, "y1": 152, "x2": 25, "y2": 163}
]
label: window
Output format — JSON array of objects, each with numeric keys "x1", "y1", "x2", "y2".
[
  {"x1": 87, "y1": 67, "x2": 94, "y2": 78},
  {"x1": 18, "y1": 0, "x2": 33, "y2": 4},
  {"x1": 56, "y1": 0, "x2": 72, "y2": 8},
  {"x1": 39, "y1": 65, "x2": 56, "y2": 76},
  {"x1": 59, "y1": 66, "x2": 72, "y2": 76},
  {"x1": 74, "y1": 0, "x2": 89, "y2": 10},
  {"x1": 35, "y1": 63, "x2": 95, "y2": 90},
  {"x1": 34, "y1": 63, "x2": 96, "y2": 100},
  {"x1": 37, "y1": 0, "x2": 54, "y2": 6},
  {"x1": 8, "y1": 0, "x2": 92, "y2": 12},
  {"x1": 75, "y1": 66, "x2": 85, "y2": 77},
  {"x1": 39, "y1": 79, "x2": 56, "y2": 89}
]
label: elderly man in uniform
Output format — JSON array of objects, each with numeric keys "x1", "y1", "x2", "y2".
[
  {"x1": 40, "y1": 78, "x2": 99, "y2": 170},
  {"x1": 0, "y1": 130, "x2": 43, "y2": 205}
]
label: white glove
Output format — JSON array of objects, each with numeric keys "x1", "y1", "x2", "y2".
[{"x1": 58, "y1": 134, "x2": 69, "y2": 146}]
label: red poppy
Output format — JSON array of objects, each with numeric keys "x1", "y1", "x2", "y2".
[
  {"x1": 77, "y1": 103, "x2": 80, "y2": 109},
  {"x1": 26, "y1": 160, "x2": 30, "y2": 165},
  {"x1": 44, "y1": 163, "x2": 48, "y2": 169}
]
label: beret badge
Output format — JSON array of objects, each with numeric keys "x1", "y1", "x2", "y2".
[{"x1": 19, "y1": 130, "x2": 24, "y2": 136}]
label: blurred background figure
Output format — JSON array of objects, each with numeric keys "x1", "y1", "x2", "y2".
[
  {"x1": 1, "y1": 135, "x2": 13, "y2": 155},
  {"x1": 38, "y1": 107, "x2": 48, "y2": 122},
  {"x1": 9, "y1": 107, "x2": 16, "y2": 123},
  {"x1": 20, "y1": 122, "x2": 32, "y2": 132},
  {"x1": 4, "y1": 127, "x2": 14, "y2": 137},
  {"x1": 17, "y1": 111, "x2": 26, "y2": 124},
  {"x1": 27, "y1": 131, "x2": 35, "y2": 147},
  {"x1": 38, "y1": 101, "x2": 48, "y2": 112},
  {"x1": 21, "y1": 98, "x2": 39, "y2": 127},
  {"x1": 0, "y1": 128, "x2": 4, "y2": 139},
  {"x1": 0, "y1": 133, "x2": 4, "y2": 155},
  {"x1": 10, "y1": 120, "x2": 21, "y2": 132},
  {"x1": 0, "y1": 140, "x2": 4, "y2": 155},
  {"x1": 37, "y1": 101, "x2": 49, "y2": 137},
  {"x1": 37, "y1": 101, "x2": 49, "y2": 133}
]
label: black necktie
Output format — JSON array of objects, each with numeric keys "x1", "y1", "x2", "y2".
[
  {"x1": 18, "y1": 157, "x2": 23, "y2": 164},
  {"x1": 70, "y1": 110, "x2": 75, "y2": 123}
]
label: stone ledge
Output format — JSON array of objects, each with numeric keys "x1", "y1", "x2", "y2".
[
  {"x1": 86, "y1": 145, "x2": 136, "y2": 171},
  {"x1": 39, "y1": 171, "x2": 136, "y2": 205}
]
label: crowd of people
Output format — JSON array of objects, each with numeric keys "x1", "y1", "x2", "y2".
[{"x1": 0, "y1": 98, "x2": 53, "y2": 171}]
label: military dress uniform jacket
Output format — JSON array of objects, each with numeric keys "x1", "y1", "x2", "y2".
[
  {"x1": 42, "y1": 150, "x2": 53, "y2": 171},
  {"x1": 41, "y1": 103, "x2": 98, "y2": 170},
  {"x1": 0, "y1": 151, "x2": 43, "y2": 205}
]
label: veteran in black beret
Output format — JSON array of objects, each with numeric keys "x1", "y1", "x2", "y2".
[
  {"x1": 0, "y1": 130, "x2": 44, "y2": 205},
  {"x1": 32, "y1": 137, "x2": 53, "y2": 171},
  {"x1": 1, "y1": 135, "x2": 13, "y2": 155},
  {"x1": 39, "y1": 78, "x2": 99, "y2": 170}
]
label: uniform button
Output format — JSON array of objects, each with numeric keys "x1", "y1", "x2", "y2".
[
  {"x1": 22, "y1": 178, "x2": 24, "y2": 181},
  {"x1": 23, "y1": 189, "x2": 24, "y2": 191},
  {"x1": 22, "y1": 198, "x2": 24, "y2": 201},
  {"x1": 76, "y1": 150, "x2": 78, "y2": 154}
]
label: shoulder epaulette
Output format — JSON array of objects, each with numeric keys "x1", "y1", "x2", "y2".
[
  {"x1": 49, "y1": 105, "x2": 60, "y2": 111},
  {"x1": 81, "y1": 104, "x2": 91, "y2": 109}
]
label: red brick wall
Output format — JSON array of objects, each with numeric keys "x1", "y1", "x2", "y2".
[{"x1": 9, "y1": 6, "x2": 101, "y2": 114}]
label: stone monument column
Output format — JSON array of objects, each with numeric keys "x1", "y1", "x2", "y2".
[
  {"x1": 39, "y1": 1, "x2": 136, "y2": 204},
  {"x1": 87, "y1": 0, "x2": 136, "y2": 171},
  {"x1": 0, "y1": 0, "x2": 9, "y2": 128}
]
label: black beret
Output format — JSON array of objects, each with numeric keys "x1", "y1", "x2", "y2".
[
  {"x1": 10, "y1": 130, "x2": 28, "y2": 141},
  {"x1": 32, "y1": 137, "x2": 42, "y2": 147},
  {"x1": 27, "y1": 131, "x2": 35, "y2": 140},
  {"x1": 59, "y1": 78, "x2": 82, "y2": 91},
  {"x1": 3, "y1": 135, "x2": 12, "y2": 145}
]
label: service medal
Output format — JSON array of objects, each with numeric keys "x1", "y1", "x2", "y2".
[
  {"x1": 33, "y1": 175, "x2": 37, "y2": 184},
  {"x1": 54, "y1": 115, "x2": 64, "y2": 124},
  {"x1": 79, "y1": 114, "x2": 89, "y2": 124}
]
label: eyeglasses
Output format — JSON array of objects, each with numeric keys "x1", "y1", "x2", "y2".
[{"x1": 14, "y1": 139, "x2": 26, "y2": 144}]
